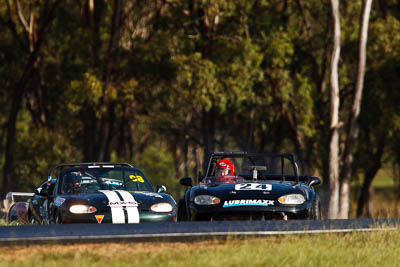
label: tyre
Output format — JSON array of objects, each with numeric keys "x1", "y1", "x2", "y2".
[
  {"x1": 312, "y1": 194, "x2": 322, "y2": 220},
  {"x1": 55, "y1": 213, "x2": 63, "y2": 224},
  {"x1": 29, "y1": 213, "x2": 39, "y2": 224},
  {"x1": 6, "y1": 205, "x2": 15, "y2": 223},
  {"x1": 177, "y1": 199, "x2": 188, "y2": 221}
]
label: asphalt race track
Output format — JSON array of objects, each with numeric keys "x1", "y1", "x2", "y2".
[{"x1": 0, "y1": 218, "x2": 399, "y2": 245}]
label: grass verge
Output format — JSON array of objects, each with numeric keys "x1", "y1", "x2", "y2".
[{"x1": 0, "y1": 229, "x2": 399, "y2": 267}]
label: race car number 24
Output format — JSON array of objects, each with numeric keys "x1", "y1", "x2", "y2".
[{"x1": 235, "y1": 183, "x2": 272, "y2": 191}]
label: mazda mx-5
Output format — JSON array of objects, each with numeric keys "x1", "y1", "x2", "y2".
[
  {"x1": 9, "y1": 162, "x2": 177, "y2": 224},
  {"x1": 178, "y1": 152, "x2": 321, "y2": 221}
]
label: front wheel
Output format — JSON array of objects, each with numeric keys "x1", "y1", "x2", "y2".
[
  {"x1": 55, "y1": 213, "x2": 63, "y2": 224},
  {"x1": 29, "y1": 213, "x2": 39, "y2": 224},
  {"x1": 311, "y1": 194, "x2": 322, "y2": 220}
]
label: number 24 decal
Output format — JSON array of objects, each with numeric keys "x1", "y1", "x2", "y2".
[
  {"x1": 235, "y1": 183, "x2": 272, "y2": 191},
  {"x1": 129, "y1": 175, "x2": 144, "y2": 183}
]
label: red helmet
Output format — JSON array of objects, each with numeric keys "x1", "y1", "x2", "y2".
[{"x1": 216, "y1": 159, "x2": 235, "y2": 176}]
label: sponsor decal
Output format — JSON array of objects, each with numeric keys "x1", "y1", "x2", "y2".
[
  {"x1": 235, "y1": 183, "x2": 272, "y2": 191},
  {"x1": 95, "y1": 215, "x2": 104, "y2": 224},
  {"x1": 99, "y1": 190, "x2": 140, "y2": 224},
  {"x1": 55, "y1": 197, "x2": 66, "y2": 207},
  {"x1": 108, "y1": 201, "x2": 138, "y2": 207},
  {"x1": 115, "y1": 190, "x2": 140, "y2": 223},
  {"x1": 222, "y1": 199, "x2": 274, "y2": 208}
]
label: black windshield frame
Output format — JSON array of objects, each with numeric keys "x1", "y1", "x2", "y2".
[
  {"x1": 205, "y1": 152, "x2": 300, "y2": 183},
  {"x1": 56, "y1": 166, "x2": 154, "y2": 195}
]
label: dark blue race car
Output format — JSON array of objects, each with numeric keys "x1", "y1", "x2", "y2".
[{"x1": 178, "y1": 152, "x2": 321, "y2": 221}]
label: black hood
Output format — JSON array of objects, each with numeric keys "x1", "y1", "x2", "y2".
[
  {"x1": 191, "y1": 181, "x2": 306, "y2": 201},
  {"x1": 60, "y1": 190, "x2": 172, "y2": 210}
]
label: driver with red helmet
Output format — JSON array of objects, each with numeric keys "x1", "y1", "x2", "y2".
[
  {"x1": 215, "y1": 159, "x2": 235, "y2": 177},
  {"x1": 202, "y1": 158, "x2": 242, "y2": 185}
]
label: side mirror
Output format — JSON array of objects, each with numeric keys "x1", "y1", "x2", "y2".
[
  {"x1": 309, "y1": 176, "x2": 321, "y2": 187},
  {"x1": 156, "y1": 184, "x2": 166, "y2": 193},
  {"x1": 180, "y1": 177, "x2": 193, "y2": 187},
  {"x1": 35, "y1": 187, "x2": 49, "y2": 196}
]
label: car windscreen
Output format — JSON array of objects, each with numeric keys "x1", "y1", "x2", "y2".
[
  {"x1": 60, "y1": 167, "x2": 154, "y2": 194},
  {"x1": 208, "y1": 155, "x2": 297, "y2": 179}
]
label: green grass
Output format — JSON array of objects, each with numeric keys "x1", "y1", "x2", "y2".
[
  {"x1": 0, "y1": 218, "x2": 22, "y2": 226},
  {"x1": 372, "y1": 175, "x2": 395, "y2": 189},
  {"x1": 348, "y1": 168, "x2": 400, "y2": 218},
  {"x1": 0, "y1": 230, "x2": 400, "y2": 267}
]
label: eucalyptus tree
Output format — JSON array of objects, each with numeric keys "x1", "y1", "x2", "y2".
[
  {"x1": 327, "y1": 0, "x2": 341, "y2": 219},
  {"x1": 338, "y1": 0, "x2": 373, "y2": 219},
  {"x1": 0, "y1": 0, "x2": 61, "y2": 195},
  {"x1": 355, "y1": 19, "x2": 400, "y2": 216}
]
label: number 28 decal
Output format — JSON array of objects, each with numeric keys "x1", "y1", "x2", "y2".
[
  {"x1": 234, "y1": 183, "x2": 272, "y2": 191},
  {"x1": 129, "y1": 175, "x2": 144, "y2": 183}
]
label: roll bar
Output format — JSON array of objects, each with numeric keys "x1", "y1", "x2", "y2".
[
  {"x1": 206, "y1": 152, "x2": 300, "y2": 183},
  {"x1": 48, "y1": 162, "x2": 134, "y2": 178}
]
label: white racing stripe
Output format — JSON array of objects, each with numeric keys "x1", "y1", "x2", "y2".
[
  {"x1": 116, "y1": 190, "x2": 140, "y2": 224},
  {"x1": 99, "y1": 190, "x2": 125, "y2": 224}
]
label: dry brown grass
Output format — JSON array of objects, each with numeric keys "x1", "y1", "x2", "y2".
[
  {"x1": 1, "y1": 231, "x2": 400, "y2": 266},
  {"x1": 0, "y1": 239, "x2": 233, "y2": 266}
]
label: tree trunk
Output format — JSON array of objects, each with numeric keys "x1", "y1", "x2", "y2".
[
  {"x1": 338, "y1": 0, "x2": 372, "y2": 219},
  {"x1": 327, "y1": 0, "x2": 341, "y2": 219},
  {"x1": 1, "y1": 1, "x2": 60, "y2": 196},
  {"x1": 202, "y1": 108, "x2": 215, "y2": 172},
  {"x1": 97, "y1": 0, "x2": 122, "y2": 161},
  {"x1": 246, "y1": 108, "x2": 256, "y2": 152},
  {"x1": 83, "y1": 107, "x2": 97, "y2": 161},
  {"x1": 2, "y1": 86, "x2": 24, "y2": 196},
  {"x1": 183, "y1": 113, "x2": 192, "y2": 177},
  {"x1": 285, "y1": 107, "x2": 307, "y2": 174},
  {"x1": 356, "y1": 134, "x2": 385, "y2": 217},
  {"x1": 356, "y1": 168, "x2": 379, "y2": 218}
]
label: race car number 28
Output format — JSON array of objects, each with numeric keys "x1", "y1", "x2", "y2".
[
  {"x1": 235, "y1": 183, "x2": 272, "y2": 191},
  {"x1": 129, "y1": 175, "x2": 144, "y2": 183}
]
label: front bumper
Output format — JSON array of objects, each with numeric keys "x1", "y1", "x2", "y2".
[
  {"x1": 60, "y1": 211, "x2": 176, "y2": 223},
  {"x1": 189, "y1": 203, "x2": 312, "y2": 221}
]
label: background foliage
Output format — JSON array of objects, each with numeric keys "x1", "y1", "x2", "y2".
[{"x1": 1, "y1": 0, "x2": 399, "y2": 216}]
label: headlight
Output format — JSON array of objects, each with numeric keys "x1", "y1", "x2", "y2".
[
  {"x1": 194, "y1": 195, "x2": 221, "y2": 205},
  {"x1": 69, "y1": 204, "x2": 97, "y2": 214},
  {"x1": 278, "y1": 194, "x2": 306, "y2": 205},
  {"x1": 150, "y1": 203, "x2": 173, "y2": 213}
]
